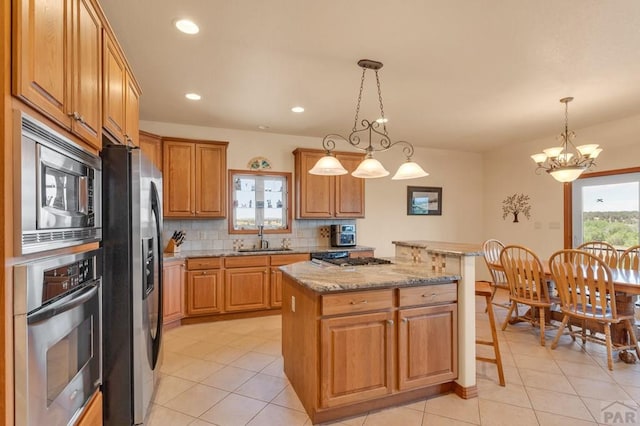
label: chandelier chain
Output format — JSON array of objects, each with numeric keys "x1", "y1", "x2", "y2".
[
  {"x1": 352, "y1": 68, "x2": 366, "y2": 132},
  {"x1": 375, "y1": 70, "x2": 388, "y2": 135}
]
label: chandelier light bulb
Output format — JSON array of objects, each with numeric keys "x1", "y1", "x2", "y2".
[
  {"x1": 308, "y1": 155, "x2": 348, "y2": 175},
  {"x1": 392, "y1": 160, "x2": 429, "y2": 180}
]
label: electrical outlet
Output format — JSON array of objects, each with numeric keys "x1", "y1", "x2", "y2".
[{"x1": 291, "y1": 296, "x2": 296, "y2": 312}]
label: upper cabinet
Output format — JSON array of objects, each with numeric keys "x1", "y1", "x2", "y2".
[
  {"x1": 102, "y1": 30, "x2": 140, "y2": 146},
  {"x1": 139, "y1": 130, "x2": 162, "y2": 171},
  {"x1": 293, "y1": 148, "x2": 365, "y2": 219},
  {"x1": 163, "y1": 138, "x2": 228, "y2": 218},
  {"x1": 13, "y1": 0, "x2": 103, "y2": 149}
]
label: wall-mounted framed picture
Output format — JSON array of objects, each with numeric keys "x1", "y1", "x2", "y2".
[{"x1": 407, "y1": 186, "x2": 442, "y2": 216}]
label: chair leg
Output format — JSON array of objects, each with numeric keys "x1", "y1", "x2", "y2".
[
  {"x1": 502, "y1": 301, "x2": 516, "y2": 331},
  {"x1": 551, "y1": 315, "x2": 569, "y2": 350},
  {"x1": 581, "y1": 320, "x2": 587, "y2": 345},
  {"x1": 604, "y1": 323, "x2": 614, "y2": 371},
  {"x1": 623, "y1": 319, "x2": 640, "y2": 358},
  {"x1": 485, "y1": 295, "x2": 505, "y2": 386},
  {"x1": 567, "y1": 322, "x2": 576, "y2": 341},
  {"x1": 539, "y1": 307, "x2": 546, "y2": 346}
]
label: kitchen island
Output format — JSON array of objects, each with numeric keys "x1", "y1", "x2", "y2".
[{"x1": 280, "y1": 259, "x2": 464, "y2": 424}]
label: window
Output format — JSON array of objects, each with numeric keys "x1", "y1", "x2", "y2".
[
  {"x1": 570, "y1": 170, "x2": 640, "y2": 249},
  {"x1": 228, "y1": 170, "x2": 292, "y2": 234}
]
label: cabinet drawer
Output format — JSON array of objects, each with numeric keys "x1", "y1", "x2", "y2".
[
  {"x1": 186, "y1": 257, "x2": 221, "y2": 270},
  {"x1": 270, "y1": 253, "x2": 309, "y2": 266},
  {"x1": 399, "y1": 283, "x2": 457, "y2": 307},
  {"x1": 322, "y1": 289, "x2": 393, "y2": 316},
  {"x1": 225, "y1": 255, "x2": 269, "y2": 268}
]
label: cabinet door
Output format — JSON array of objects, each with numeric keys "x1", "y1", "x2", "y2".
[
  {"x1": 163, "y1": 141, "x2": 195, "y2": 217},
  {"x1": 195, "y1": 143, "x2": 226, "y2": 217},
  {"x1": 334, "y1": 153, "x2": 365, "y2": 218},
  {"x1": 14, "y1": 0, "x2": 71, "y2": 127},
  {"x1": 320, "y1": 311, "x2": 394, "y2": 408},
  {"x1": 163, "y1": 262, "x2": 184, "y2": 324},
  {"x1": 398, "y1": 304, "x2": 457, "y2": 390},
  {"x1": 124, "y1": 74, "x2": 140, "y2": 146},
  {"x1": 186, "y1": 270, "x2": 223, "y2": 315},
  {"x1": 224, "y1": 267, "x2": 269, "y2": 312},
  {"x1": 294, "y1": 149, "x2": 334, "y2": 218},
  {"x1": 270, "y1": 268, "x2": 282, "y2": 307},
  {"x1": 102, "y1": 31, "x2": 126, "y2": 142},
  {"x1": 139, "y1": 131, "x2": 162, "y2": 171},
  {"x1": 71, "y1": 0, "x2": 101, "y2": 148}
]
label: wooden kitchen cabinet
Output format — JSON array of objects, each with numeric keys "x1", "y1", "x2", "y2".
[
  {"x1": 293, "y1": 148, "x2": 365, "y2": 219},
  {"x1": 224, "y1": 256, "x2": 269, "y2": 312},
  {"x1": 13, "y1": 0, "x2": 103, "y2": 149},
  {"x1": 349, "y1": 250, "x2": 374, "y2": 258},
  {"x1": 320, "y1": 311, "x2": 394, "y2": 407},
  {"x1": 162, "y1": 259, "x2": 184, "y2": 325},
  {"x1": 398, "y1": 303, "x2": 457, "y2": 390},
  {"x1": 186, "y1": 257, "x2": 223, "y2": 315},
  {"x1": 139, "y1": 130, "x2": 162, "y2": 171},
  {"x1": 270, "y1": 253, "x2": 309, "y2": 307},
  {"x1": 102, "y1": 30, "x2": 141, "y2": 146},
  {"x1": 163, "y1": 138, "x2": 228, "y2": 218},
  {"x1": 74, "y1": 390, "x2": 102, "y2": 426}
]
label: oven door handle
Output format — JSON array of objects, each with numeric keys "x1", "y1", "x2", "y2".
[{"x1": 27, "y1": 282, "x2": 99, "y2": 325}]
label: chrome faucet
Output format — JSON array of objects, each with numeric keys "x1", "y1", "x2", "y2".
[{"x1": 258, "y1": 225, "x2": 269, "y2": 249}]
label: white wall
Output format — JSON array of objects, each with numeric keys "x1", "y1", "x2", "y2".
[
  {"x1": 141, "y1": 120, "x2": 486, "y2": 257},
  {"x1": 482, "y1": 113, "x2": 640, "y2": 260}
]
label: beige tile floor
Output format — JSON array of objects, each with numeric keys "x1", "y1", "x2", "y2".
[{"x1": 148, "y1": 290, "x2": 640, "y2": 425}]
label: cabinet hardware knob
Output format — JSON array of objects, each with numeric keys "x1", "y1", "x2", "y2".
[
  {"x1": 422, "y1": 293, "x2": 437, "y2": 298},
  {"x1": 402, "y1": 318, "x2": 408, "y2": 323},
  {"x1": 349, "y1": 300, "x2": 367, "y2": 305},
  {"x1": 68, "y1": 111, "x2": 81, "y2": 121},
  {"x1": 386, "y1": 319, "x2": 394, "y2": 325}
]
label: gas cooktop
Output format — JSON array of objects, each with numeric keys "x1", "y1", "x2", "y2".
[{"x1": 320, "y1": 257, "x2": 392, "y2": 266}]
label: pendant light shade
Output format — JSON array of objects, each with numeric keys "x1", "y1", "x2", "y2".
[
  {"x1": 308, "y1": 155, "x2": 348, "y2": 175},
  {"x1": 548, "y1": 166, "x2": 585, "y2": 183},
  {"x1": 351, "y1": 156, "x2": 389, "y2": 178},
  {"x1": 310, "y1": 59, "x2": 429, "y2": 180},
  {"x1": 392, "y1": 160, "x2": 430, "y2": 180}
]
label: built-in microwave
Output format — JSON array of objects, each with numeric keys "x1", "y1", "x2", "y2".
[{"x1": 17, "y1": 112, "x2": 102, "y2": 254}]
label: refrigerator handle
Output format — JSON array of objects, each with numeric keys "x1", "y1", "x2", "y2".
[{"x1": 150, "y1": 181, "x2": 163, "y2": 369}]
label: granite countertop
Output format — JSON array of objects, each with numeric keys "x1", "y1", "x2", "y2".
[
  {"x1": 163, "y1": 245, "x2": 376, "y2": 260},
  {"x1": 280, "y1": 259, "x2": 461, "y2": 293},
  {"x1": 392, "y1": 240, "x2": 483, "y2": 256}
]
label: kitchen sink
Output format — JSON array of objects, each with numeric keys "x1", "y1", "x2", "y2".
[{"x1": 237, "y1": 247, "x2": 293, "y2": 253}]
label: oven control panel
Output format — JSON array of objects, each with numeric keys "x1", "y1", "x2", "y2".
[{"x1": 43, "y1": 257, "x2": 95, "y2": 303}]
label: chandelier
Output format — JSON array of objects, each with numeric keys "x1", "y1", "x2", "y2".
[
  {"x1": 530, "y1": 97, "x2": 602, "y2": 183},
  {"x1": 309, "y1": 59, "x2": 428, "y2": 179}
]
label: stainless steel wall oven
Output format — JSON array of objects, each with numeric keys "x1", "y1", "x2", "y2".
[
  {"x1": 17, "y1": 112, "x2": 102, "y2": 254},
  {"x1": 13, "y1": 248, "x2": 103, "y2": 426}
]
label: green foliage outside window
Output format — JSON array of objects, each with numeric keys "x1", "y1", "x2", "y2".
[{"x1": 583, "y1": 211, "x2": 640, "y2": 248}]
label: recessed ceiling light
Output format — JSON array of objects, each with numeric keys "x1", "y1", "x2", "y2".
[
  {"x1": 185, "y1": 93, "x2": 201, "y2": 100},
  {"x1": 258, "y1": 125, "x2": 270, "y2": 130},
  {"x1": 175, "y1": 19, "x2": 199, "y2": 35},
  {"x1": 376, "y1": 117, "x2": 388, "y2": 123},
  {"x1": 291, "y1": 106, "x2": 305, "y2": 113}
]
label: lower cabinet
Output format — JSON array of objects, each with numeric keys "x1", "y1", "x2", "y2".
[
  {"x1": 224, "y1": 266, "x2": 269, "y2": 312},
  {"x1": 163, "y1": 260, "x2": 185, "y2": 324},
  {"x1": 186, "y1": 269, "x2": 224, "y2": 315},
  {"x1": 270, "y1": 253, "x2": 309, "y2": 308},
  {"x1": 320, "y1": 311, "x2": 394, "y2": 407},
  {"x1": 398, "y1": 303, "x2": 457, "y2": 390},
  {"x1": 74, "y1": 390, "x2": 102, "y2": 426}
]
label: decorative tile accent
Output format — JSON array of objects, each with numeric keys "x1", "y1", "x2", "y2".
[
  {"x1": 319, "y1": 226, "x2": 330, "y2": 239},
  {"x1": 431, "y1": 253, "x2": 446, "y2": 273},
  {"x1": 411, "y1": 247, "x2": 421, "y2": 263},
  {"x1": 232, "y1": 239, "x2": 244, "y2": 250},
  {"x1": 281, "y1": 238, "x2": 291, "y2": 249}
]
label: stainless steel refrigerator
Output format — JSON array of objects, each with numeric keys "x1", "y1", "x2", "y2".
[{"x1": 101, "y1": 144, "x2": 163, "y2": 425}]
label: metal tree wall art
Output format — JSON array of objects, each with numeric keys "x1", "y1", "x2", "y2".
[{"x1": 502, "y1": 193, "x2": 531, "y2": 223}]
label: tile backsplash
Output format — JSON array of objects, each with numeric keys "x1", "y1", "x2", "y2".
[{"x1": 163, "y1": 219, "x2": 354, "y2": 251}]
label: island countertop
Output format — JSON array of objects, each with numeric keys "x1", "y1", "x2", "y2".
[
  {"x1": 392, "y1": 240, "x2": 483, "y2": 256},
  {"x1": 280, "y1": 259, "x2": 461, "y2": 293}
]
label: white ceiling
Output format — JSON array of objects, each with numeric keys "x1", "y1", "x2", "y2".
[{"x1": 100, "y1": 0, "x2": 640, "y2": 152}]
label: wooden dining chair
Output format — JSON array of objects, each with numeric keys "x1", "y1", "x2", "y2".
[
  {"x1": 620, "y1": 245, "x2": 640, "y2": 271},
  {"x1": 500, "y1": 245, "x2": 552, "y2": 346},
  {"x1": 482, "y1": 239, "x2": 509, "y2": 309},
  {"x1": 549, "y1": 249, "x2": 640, "y2": 370},
  {"x1": 577, "y1": 241, "x2": 619, "y2": 268}
]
